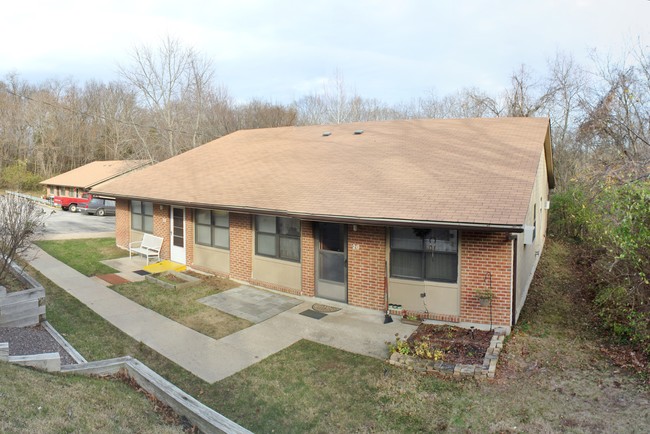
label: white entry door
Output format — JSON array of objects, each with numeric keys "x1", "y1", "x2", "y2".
[{"x1": 170, "y1": 207, "x2": 186, "y2": 264}]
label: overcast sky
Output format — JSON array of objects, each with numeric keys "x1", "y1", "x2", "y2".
[{"x1": 2, "y1": 1, "x2": 649, "y2": 104}]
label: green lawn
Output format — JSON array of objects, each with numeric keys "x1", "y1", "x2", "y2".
[
  {"x1": 37, "y1": 237, "x2": 252, "y2": 339},
  {"x1": 35, "y1": 238, "x2": 127, "y2": 276},
  {"x1": 111, "y1": 277, "x2": 251, "y2": 340},
  {"x1": 34, "y1": 239, "x2": 650, "y2": 432}
]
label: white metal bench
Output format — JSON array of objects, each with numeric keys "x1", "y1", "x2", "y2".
[{"x1": 129, "y1": 234, "x2": 164, "y2": 265}]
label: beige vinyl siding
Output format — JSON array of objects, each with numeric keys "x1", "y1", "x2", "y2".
[
  {"x1": 388, "y1": 279, "x2": 459, "y2": 315},
  {"x1": 252, "y1": 255, "x2": 301, "y2": 291},
  {"x1": 193, "y1": 245, "x2": 230, "y2": 275},
  {"x1": 514, "y1": 149, "x2": 550, "y2": 322}
]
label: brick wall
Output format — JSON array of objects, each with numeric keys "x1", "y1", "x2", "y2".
[
  {"x1": 301, "y1": 221, "x2": 315, "y2": 297},
  {"x1": 460, "y1": 231, "x2": 512, "y2": 326},
  {"x1": 153, "y1": 203, "x2": 170, "y2": 260},
  {"x1": 347, "y1": 225, "x2": 387, "y2": 310},
  {"x1": 185, "y1": 208, "x2": 195, "y2": 266},
  {"x1": 229, "y1": 213, "x2": 252, "y2": 281},
  {"x1": 115, "y1": 199, "x2": 130, "y2": 249}
]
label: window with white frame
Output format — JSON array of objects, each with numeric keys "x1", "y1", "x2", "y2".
[
  {"x1": 131, "y1": 200, "x2": 154, "y2": 233},
  {"x1": 255, "y1": 215, "x2": 300, "y2": 262},
  {"x1": 390, "y1": 227, "x2": 458, "y2": 283},
  {"x1": 195, "y1": 209, "x2": 229, "y2": 249}
]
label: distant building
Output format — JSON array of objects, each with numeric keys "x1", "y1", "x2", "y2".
[{"x1": 41, "y1": 160, "x2": 150, "y2": 198}]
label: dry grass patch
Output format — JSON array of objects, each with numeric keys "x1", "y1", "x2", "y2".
[
  {"x1": 0, "y1": 362, "x2": 184, "y2": 433},
  {"x1": 0, "y1": 268, "x2": 28, "y2": 292},
  {"x1": 25, "y1": 239, "x2": 650, "y2": 433},
  {"x1": 111, "y1": 275, "x2": 252, "y2": 340},
  {"x1": 210, "y1": 240, "x2": 650, "y2": 433}
]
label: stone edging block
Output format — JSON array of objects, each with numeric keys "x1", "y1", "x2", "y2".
[{"x1": 388, "y1": 327, "x2": 507, "y2": 380}]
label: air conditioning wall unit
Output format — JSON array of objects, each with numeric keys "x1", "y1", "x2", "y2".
[{"x1": 523, "y1": 225, "x2": 535, "y2": 245}]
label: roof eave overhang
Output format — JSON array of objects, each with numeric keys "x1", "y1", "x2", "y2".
[
  {"x1": 96, "y1": 193, "x2": 525, "y2": 233},
  {"x1": 544, "y1": 121, "x2": 556, "y2": 189}
]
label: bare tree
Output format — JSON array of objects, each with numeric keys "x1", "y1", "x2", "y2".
[
  {"x1": 234, "y1": 99, "x2": 297, "y2": 130},
  {"x1": 81, "y1": 81, "x2": 140, "y2": 161},
  {"x1": 415, "y1": 88, "x2": 498, "y2": 119},
  {"x1": 0, "y1": 195, "x2": 47, "y2": 282},
  {"x1": 294, "y1": 71, "x2": 401, "y2": 125},
  {"x1": 541, "y1": 53, "x2": 590, "y2": 190},
  {"x1": 577, "y1": 45, "x2": 650, "y2": 183},
  {"x1": 118, "y1": 36, "x2": 218, "y2": 160}
]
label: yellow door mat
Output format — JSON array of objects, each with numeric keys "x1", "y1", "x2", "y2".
[{"x1": 143, "y1": 260, "x2": 187, "y2": 274}]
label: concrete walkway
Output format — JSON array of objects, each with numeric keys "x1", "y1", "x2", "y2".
[{"x1": 26, "y1": 246, "x2": 415, "y2": 384}]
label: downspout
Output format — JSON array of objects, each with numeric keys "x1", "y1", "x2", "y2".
[{"x1": 511, "y1": 237, "x2": 518, "y2": 326}]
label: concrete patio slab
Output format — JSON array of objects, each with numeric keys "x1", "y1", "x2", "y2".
[
  {"x1": 199, "y1": 285, "x2": 303, "y2": 323},
  {"x1": 25, "y1": 244, "x2": 418, "y2": 384},
  {"x1": 101, "y1": 257, "x2": 149, "y2": 282}
]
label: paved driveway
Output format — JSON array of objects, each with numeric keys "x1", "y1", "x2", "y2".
[{"x1": 38, "y1": 205, "x2": 115, "y2": 239}]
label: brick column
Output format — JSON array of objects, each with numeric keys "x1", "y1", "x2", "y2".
[
  {"x1": 460, "y1": 231, "x2": 512, "y2": 326},
  {"x1": 115, "y1": 199, "x2": 130, "y2": 249},
  {"x1": 185, "y1": 208, "x2": 195, "y2": 266},
  {"x1": 347, "y1": 225, "x2": 387, "y2": 310},
  {"x1": 300, "y1": 221, "x2": 315, "y2": 297},
  {"x1": 229, "y1": 213, "x2": 252, "y2": 281},
  {"x1": 153, "y1": 203, "x2": 170, "y2": 260}
]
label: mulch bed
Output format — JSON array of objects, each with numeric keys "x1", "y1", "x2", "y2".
[
  {"x1": 0, "y1": 270, "x2": 28, "y2": 293},
  {"x1": 407, "y1": 324, "x2": 493, "y2": 365},
  {"x1": 0, "y1": 324, "x2": 77, "y2": 365}
]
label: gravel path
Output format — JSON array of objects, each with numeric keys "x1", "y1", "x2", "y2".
[{"x1": 0, "y1": 325, "x2": 78, "y2": 366}]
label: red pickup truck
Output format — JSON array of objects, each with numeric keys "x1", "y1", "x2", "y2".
[{"x1": 53, "y1": 193, "x2": 93, "y2": 212}]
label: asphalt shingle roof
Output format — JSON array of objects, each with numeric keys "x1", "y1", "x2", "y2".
[
  {"x1": 93, "y1": 118, "x2": 552, "y2": 228},
  {"x1": 40, "y1": 160, "x2": 150, "y2": 190}
]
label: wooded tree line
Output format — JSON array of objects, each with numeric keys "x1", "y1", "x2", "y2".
[{"x1": 1, "y1": 38, "x2": 648, "y2": 192}]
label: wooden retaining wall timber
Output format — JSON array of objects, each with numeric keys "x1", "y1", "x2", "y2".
[
  {"x1": 0, "y1": 287, "x2": 46, "y2": 327},
  {"x1": 0, "y1": 260, "x2": 46, "y2": 327},
  {"x1": 62, "y1": 357, "x2": 252, "y2": 434}
]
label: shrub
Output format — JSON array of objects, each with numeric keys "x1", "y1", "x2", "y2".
[
  {"x1": 595, "y1": 285, "x2": 650, "y2": 355},
  {"x1": 548, "y1": 186, "x2": 593, "y2": 240},
  {"x1": 387, "y1": 334, "x2": 411, "y2": 356},
  {"x1": 557, "y1": 180, "x2": 650, "y2": 357},
  {"x1": 387, "y1": 334, "x2": 444, "y2": 361},
  {"x1": 0, "y1": 160, "x2": 42, "y2": 191},
  {"x1": 589, "y1": 181, "x2": 650, "y2": 283}
]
